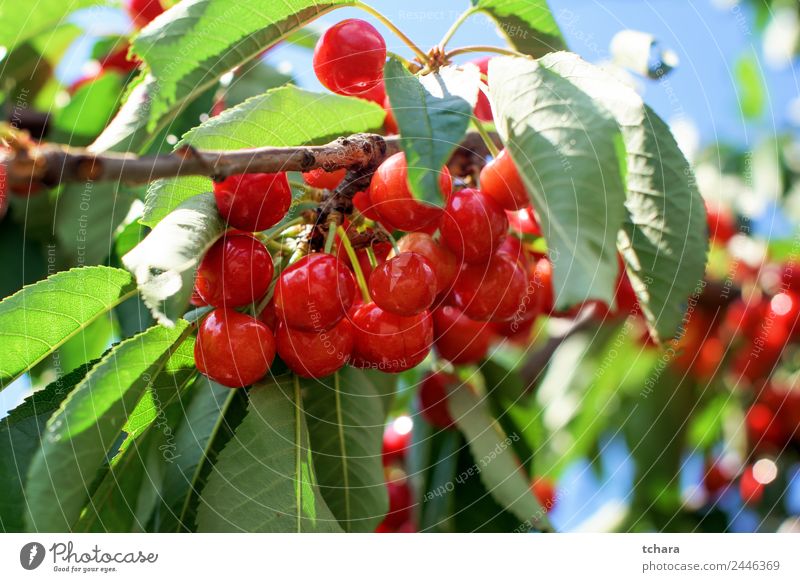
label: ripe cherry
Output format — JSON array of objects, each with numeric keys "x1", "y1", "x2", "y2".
[
  {"x1": 531, "y1": 256, "x2": 555, "y2": 314},
  {"x1": 739, "y1": 465, "x2": 764, "y2": 506},
  {"x1": 480, "y1": 149, "x2": 529, "y2": 211},
  {"x1": 369, "y1": 252, "x2": 437, "y2": 316},
  {"x1": 440, "y1": 188, "x2": 508, "y2": 264},
  {"x1": 369, "y1": 152, "x2": 453, "y2": 232},
  {"x1": 472, "y1": 57, "x2": 493, "y2": 122},
  {"x1": 452, "y1": 253, "x2": 529, "y2": 321},
  {"x1": 507, "y1": 206, "x2": 542, "y2": 236},
  {"x1": 359, "y1": 79, "x2": 386, "y2": 105},
  {"x1": 350, "y1": 302, "x2": 433, "y2": 373},
  {"x1": 380, "y1": 478, "x2": 413, "y2": 529},
  {"x1": 275, "y1": 317, "x2": 353, "y2": 378},
  {"x1": 746, "y1": 403, "x2": 785, "y2": 450},
  {"x1": 353, "y1": 189, "x2": 382, "y2": 221},
  {"x1": 126, "y1": 0, "x2": 164, "y2": 29},
  {"x1": 273, "y1": 253, "x2": 356, "y2": 332},
  {"x1": 531, "y1": 477, "x2": 556, "y2": 512},
  {"x1": 213, "y1": 172, "x2": 291, "y2": 232},
  {"x1": 706, "y1": 202, "x2": 737, "y2": 244},
  {"x1": 313, "y1": 19, "x2": 386, "y2": 96},
  {"x1": 194, "y1": 308, "x2": 275, "y2": 388},
  {"x1": 396, "y1": 232, "x2": 459, "y2": 295},
  {"x1": 302, "y1": 167, "x2": 346, "y2": 190},
  {"x1": 258, "y1": 298, "x2": 278, "y2": 330},
  {"x1": 496, "y1": 235, "x2": 528, "y2": 266},
  {"x1": 432, "y1": 306, "x2": 493, "y2": 364},
  {"x1": 195, "y1": 232, "x2": 273, "y2": 308},
  {"x1": 418, "y1": 372, "x2": 457, "y2": 428},
  {"x1": 100, "y1": 45, "x2": 140, "y2": 74},
  {"x1": 382, "y1": 419, "x2": 411, "y2": 466}
]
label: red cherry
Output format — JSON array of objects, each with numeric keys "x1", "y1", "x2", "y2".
[
  {"x1": 452, "y1": 254, "x2": 528, "y2": 321},
  {"x1": 614, "y1": 265, "x2": 639, "y2": 315},
  {"x1": 506, "y1": 206, "x2": 542, "y2": 236},
  {"x1": 531, "y1": 257, "x2": 555, "y2": 314},
  {"x1": 746, "y1": 403, "x2": 785, "y2": 450},
  {"x1": 369, "y1": 152, "x2": 453, "y2": 232},
  {"x1": 440, "y1": 188, "x2": 508, "y2": 264},
  {"x1": 275, "y1": 318, "x2": 353, "y2": 378},
  {"x1": 100, "y1": 45, "x2": 140, "y2": 74},
  {"x1": 382, "y1": 420, "x2": 411, "y2": 466},
  {"x1": 302, "y1": 167, "x2": 346, "y2": 190},
  {"x1": 359, "y1": 79, "x2": 386, "y2": 104},
  {"x1": 480, "y1": 149, "x2": 529, "y2": 211},
  {"x1": 194, "y1": 308, "x2": 275, "y2": 388},
  {"x1": 531, "y1": 477, "x2": 556, "y2": 512},
  {"x1": 432, "y1": 306, "x2": 493, "y2": 364},
  {"x1": 313, "y1": 19, "x2": 386, "y2": 96},
  {"x1": 195, "y1": 232, "x2": 273, "y2": 308},
  {"x1": 350, "y1": 302, "x2": 433, "y2": 373},
  {"x1": 690, "y1": 336, "x2": 724, "y2": 380},
  {"x1": 496, "y1": 235, "x2": 529, "y2": 267},
  {"x1": 125, "y1": 0, "x2": 164, "y2": 29},
  {"x1": 353, "y1": 189, "x2": 382, "y2": 221},
  {"x1": 418, "y1": 372, "x2": 456, "y2": 428},
  {"x1": 273, "y1": 253, "x2": 356, "y2": 332},
  {"x1": 258, "y1": 298, "x2": 278, "y2": 330},
  {"x1": 722, "y1": 297, "x2": 766, "y2": 341},
  {"x1": 472, "y1": 57, "x2": 493, "y2": 122},
  {"x1": 213, "y1": 172, "x2": 291, "y2": 232},
  {"x1": 705, "y1": 202, "x2": 737, "y2": 244},
  {"x1": 739, "y1": 465, "x2": 764, "y2": 506},
  {"x1": 396, "y1": 232, "x2": 459, "y2": 295},
  {"x1": 369, "y1": 252, "x2": 437, "y2": 316},
  {"x1": 380, "y1": 478, "x2": 413, "y2": 529}
]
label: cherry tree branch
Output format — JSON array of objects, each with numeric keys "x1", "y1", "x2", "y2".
[{"x1": 1, "y1": 132, "x2": 500, "y2": 191}]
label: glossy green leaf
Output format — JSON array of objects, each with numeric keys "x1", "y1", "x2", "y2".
[
  {"x1": 51, "y1": 72, "x2": 125, "y2": 144},
  {"x1": 123, "y1": 193, "x2": 225, "y2": 326},
  {"x1": 197, "y1": 377, "x2": 341, "y2": 532},
  {"x1": 447, "y1": 381, "x2": 551, "y2": 531},
  {"x1": 303, "y1": 368, "x2": 388, "y2": 532},
  {"x1": 384, "y1": 58, "x2": 479, "y2": 205},
  {"x1": 489, "y1": 55, "x2": 627, "y2": 310},
  {"x1": 0, "y1": 267, "x2": 137, "y2": 389},
  {"x1": 24, "y1": 322, "x2": 192, "y2": 532},
  {"x1": 131, "y1": 0, "x2": 356, "y2": 132},
  {"x1": 0, "y1": 0, "x2": 99, "y2": 51},
  {"x1": 539, "y1": 52, "x2": 708, "y2": 341},
  {"x1": 142, "y1": 86, "x2": 384, "y2": 226},
  {"x1": 471, "y1": 0, "x2": 566, "y2": 57}
]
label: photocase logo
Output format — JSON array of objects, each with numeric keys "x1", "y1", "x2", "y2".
[{"x1": 20, "y1": 542, "x2": 46, "y2": 570}]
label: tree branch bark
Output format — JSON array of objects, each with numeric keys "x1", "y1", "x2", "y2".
[{"x1": 1, "y1": 131, "x2": 501, "y2": 190}]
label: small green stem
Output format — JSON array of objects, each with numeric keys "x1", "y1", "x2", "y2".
[
  {"x1": 376, "y1": 223, "x2": 400, "y2": 255},
  {"x1": 445, "y1": 45, "x2": 527, "y2": 60},
  {"x1": 438, "y1": 7, "x2": 477, "y2": 51},
  {"x1": 323, "y1": 221, "x2": 337, "y2": 254},
  {"x1": 337, "y1": 225, "x2": 371, "y2": 303},
  {"x1": 355, "y1": 1, "x2": 430, "y2": 65},
  {"x1": 472, "y1": 117, "x2": 500, "y2": 158},
  {"x1": 366, "y1": 247, "x2": 378, "y2": 269}
]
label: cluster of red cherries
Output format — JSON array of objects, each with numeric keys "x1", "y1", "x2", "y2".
[{"x1": 677, "y1": 208, "x2": 800, "y2": 507}]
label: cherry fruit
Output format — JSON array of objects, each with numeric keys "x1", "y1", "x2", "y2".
[
  {"x1": 213, "y1": 172, "x2": 291, "y2": 232},
  {"x1": 480, "y1": 149, "x2": 529, "y2": 211},
  {"x1": 273, "y1": 253, "x2": 356, "y2": 332},
  {"x1": 126, "y1": 0, "x2": 164, "y2": 29},
  {"x1": 440, "y1": 188, "x2": 508, "y2": 264},
  {"x1": 369, "y1": 152, "x2": 452, "y2": 232},
  {"x1": 452, "y1": 253, "x2": 529, "y2": 321},
  {"x1": 472, "y1": 57, "x2": 493, "y2": 121},
  {"x1": 275, "y1": 318, "x2": 353, "y2": 378},
  {"x1": 432, "y1": 306, "x2": 493, "y2": 364},
  {"x1": 195, "y1": 232, "x2": 273, "y2": 308},
  {"x1": 418, "y1": 372, "x2": 457, "y2": 428},
  {"x1": 396, "y1": 232, "x2": 459, "y2": 294},
  {"x1": 350, "y1": 302, "x2": 433, "y2": 373},
  {"x1": 369, "y1": 252, "x2": 437, "y2": 316},
  {"x1": 194, "y1": 309, "x2": 275, "y2": 388},
  {"x1": 302, "y1": 167, "x2": 346, "y2": 190},
  {"x1": 313, "y1": 19, "x2": 386, "y2": 96}
]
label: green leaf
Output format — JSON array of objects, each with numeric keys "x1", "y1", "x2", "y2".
[
  {"x1": 0, "y1": 267, "x2": 137, "y2": 389},
  {"x1": 51, "y1": 72, "x2": 125, "y2": 144},
  {"x1": 123, "y1": 193, "x2": 225, "y2": 326},
  {"x1": 538, "y1": 52, "x2": 708, "y2": 341},
  {"x1": 56, "y1": 315, "x2": 113, "y2": 375},
  {"x1": 735, "y1": 50, "x2": 766, "y2": 120},
  {"x1": 471, "y1": 0, "x2": 566, "y2": 57},
  {"x1": 384, "y1": 59, "x2": 479, "y2": 205},
  {"x1": 197, "y1": 376, "x2": 342, "y2": 532},
  {"x1": 0, "y1": 361, "x2": 96, "y2": 532},
  {"x1": 302, "y1": 368, "x2": 388, "y2": 532},
  {"x1": 131, "y1": 0, "x2": 356, "y2": 132},
  {"x1": 24, "y1": 322, "x2": 192, "y2": 532},
  {"x1": 155, "y1": 377, "x2": 238, "y2": 532},
  {"x1": 142, "y1": 86, "x2": 385, "y2": 226},
  {"x1": 447, "y1": 382, "x2": 551, "y2": 531},
  {"x1": 0, "y1": 0, "x2": 99, "y2": 52},
  {"x1": 489, "y1": 56, "x2": 628, "y2": 310},
  {"x1": 220, "y1": 61, "x2": 293, "y2": 109}
]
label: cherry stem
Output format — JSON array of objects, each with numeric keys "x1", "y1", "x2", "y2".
[
  {"x1": 445, "y1": 45, "x2": 527, "y2": 60},
  {"x1": 472, "y1": 116, "x2": 500, "y2": 158},
  {"x1": 337, "y1": 225, "x2": 371, "y2": 303},
  {"x1": 366, "y1": 247, "x2": 378, "y2": 269},
  {"x1": 376, "y1": 222, "x2": 400, "y2": 255},
  {"x1": 354, "y1": 1, "x2": 431, "y2": 65},
  {"x1": 323, "y1": 220, "x2": 337, "y2": 254},
  {"x1": 437, "y1": 7, "x2": 478, "y2": 51}
]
